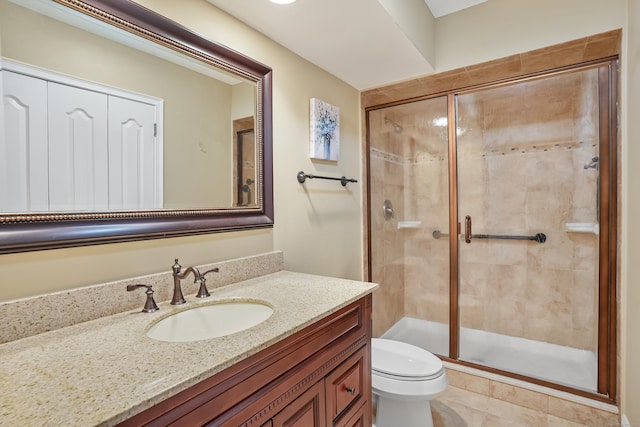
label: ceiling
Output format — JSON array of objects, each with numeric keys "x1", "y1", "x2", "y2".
[{"x1": 206, "y1": 0, "x2": 487, "y2": 90}]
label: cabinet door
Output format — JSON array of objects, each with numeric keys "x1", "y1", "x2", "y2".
[
  {"x1": 108, "y1": 96, "x2": 161, "y2": 209},
  {"x1": 0, "y1": 71, "x2": 49, "y2": 212},
  {"x1": 271, "y1": 381, "x2": 326, "y2": 427},
  {"x1": 335, "y1": 402, "x2": 368, "y2": 427},
  {"x1": 48, "y1": 81, "x2": 109, "y2": 211}
]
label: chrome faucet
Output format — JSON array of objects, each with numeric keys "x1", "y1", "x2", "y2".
[{"x1": 171, "y1": 258, "x2": 202, "y2": 305}]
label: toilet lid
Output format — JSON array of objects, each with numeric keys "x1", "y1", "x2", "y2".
[{"x1": 372, "y1": 338, "x2": 443, "y2": 380}]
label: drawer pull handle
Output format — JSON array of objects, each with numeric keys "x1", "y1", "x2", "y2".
[{"x1": 344, "y1": 386, "x2": 356, "y2": 395}]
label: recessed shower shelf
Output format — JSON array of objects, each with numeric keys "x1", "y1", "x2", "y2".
[
  {"x1": 397, "y1": 221, "x2": 422, "y2": 229},
  {"x1": 565, "y1": 222, "x2": 599, "y2": 234}
]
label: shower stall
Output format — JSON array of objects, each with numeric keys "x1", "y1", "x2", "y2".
[{"x1": 366, "y1": 60, "x2": 617, "y2": 399}]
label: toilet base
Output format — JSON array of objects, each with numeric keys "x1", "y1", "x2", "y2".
[{"x1": 375, "y1": 395, "x2": 435, "y2": 427}]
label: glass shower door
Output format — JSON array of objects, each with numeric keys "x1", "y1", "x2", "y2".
[
  {"x1": 455, "y1": 68, "x2": 601, "y2": 392},
  {"x1": 368, "y1": 96, "x2": 450, "y2": 357}
]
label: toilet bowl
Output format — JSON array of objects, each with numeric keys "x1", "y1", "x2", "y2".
[{"x1": 372, "y1": 338, "x2": 448, "y2": 427}]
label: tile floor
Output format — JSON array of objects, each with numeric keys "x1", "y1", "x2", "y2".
[{"x1": 431, "y1": 369, "x2": 620, "y2": 427}]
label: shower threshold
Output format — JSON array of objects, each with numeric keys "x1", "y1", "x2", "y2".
[{"x1": 381, "y1": 317, "x2": 597, "y2": 393}]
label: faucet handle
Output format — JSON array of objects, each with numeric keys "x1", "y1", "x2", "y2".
[
  {"x1": 202, "y1": 267, "x2": 220, "y2": 277},
  {"x1": 127, "y1": 284, "x2": 159, "y2": 313},
  {"x1": 195, "y1": 268, "x2": 219, "y2": 299},
  {"x1": 172, "y1": 258, "x2": 181, "y2": 273}
]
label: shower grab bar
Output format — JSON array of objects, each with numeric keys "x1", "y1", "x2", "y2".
[
  {"x1": 432, "y1": 229, "x2": 546, "y2": 243},
  {"x1": 464, "y1": 215, "x2": 546, "y2": 243},
  {"x1": 297, "y1": 171, "x2": 358, "y2": 187},
  {"x1": 470, "y1": 232, "x2": 547, "y2": 243}
]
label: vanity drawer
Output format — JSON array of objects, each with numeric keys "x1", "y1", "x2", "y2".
[{"x1": 325, "y1": 346, "x2": 367, "y2": 424}]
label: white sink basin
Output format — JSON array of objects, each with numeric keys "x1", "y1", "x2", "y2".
[{"x1": 147, "y1": 301, "x2": 274, "y2": 342}]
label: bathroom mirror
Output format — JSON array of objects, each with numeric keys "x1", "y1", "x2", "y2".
[{"x1": 0, "y1": 0, "x2": 273, "y2": 253}]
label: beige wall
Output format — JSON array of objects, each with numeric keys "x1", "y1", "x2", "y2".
[
  {"x1": 0, "y1": 0, "x2": 362, "y2": 301},
  {"x1": 623, "y1": 0, "x2": 639, "y2": 423},
  {"x1": 434, "y1": 0, "x2": 626, "y2": 73},
  {"x1": 378, "y1": 0, "x2": 435, "y2": 66}
]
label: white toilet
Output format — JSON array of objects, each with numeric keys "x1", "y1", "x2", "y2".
[{"x1": 372, "y1": 338, "x2": 448, "y2": 427}]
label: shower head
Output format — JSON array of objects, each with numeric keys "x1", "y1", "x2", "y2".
[{"x1": 384, "y1": 117, "x2": 403, "y2": 134}]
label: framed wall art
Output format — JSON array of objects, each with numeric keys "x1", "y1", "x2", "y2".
[{"x1": 310, "y1": 98, "x2": 339, "y2": 161}]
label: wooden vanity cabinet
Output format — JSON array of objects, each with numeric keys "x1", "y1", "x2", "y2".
[
  {"x1": 119, "y1": 295, "x2": 372, "y2": 427},
  {"x1": 268, "y1": 380, "x2": 326, "y2": 426}
]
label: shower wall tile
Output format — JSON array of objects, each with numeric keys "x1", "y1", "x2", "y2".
[
  {"x1": 527, "y1": 233, "x2": 575, "y2": 271},
  {"x1": 525, "y1": 192, "x2": 570, "y2": 231},
  {"x1": 572, "y1": 240, "x2": 598, "y2": 272},
  {"x1": 460, "y1": 261, "x2": 490, "y2": 298},
  {"x1": 583, "y1": 30, "x2": 621, "y2": 60},
  {"x1": 524, "y1": 303, "x2": 571, "y2": 345},
  {"x1": 489, "y1": 241, "x2": 528, "y2": 266},
  {"x1": 525, "y1": 151, "x2": 574, "y2": 194},
  {"x1": 486, "y1": 265, "x2": 528, "y2": 301},
  {"x1": 405, "y1": 257, "x2": 449, "y2": 323},
  {"x1": 486, "y1": 190, "x2": 528, "y2": 232},
  {"x1": 460, "y1": 241, "x2": 491, "y2": 264},
  {"x1": 460, "y1": 258, "x2": 496, "y2": 330},
  {"x1": 570, "y1": 207, "x2": 595, "y2": 224},
  {"x1": 485, "y1": 298, "x2": 526, "y2": 338},
  {"x1": 459, "y1": 296, "x2": 486, "y2": 331},
  {"x1": 445, "y1": 369, "x2": 491, "y2": 396},
  {"x1": 466, "y1": 55, "x2": 524, "y2": 89},
  {"x1": 489, "y1": 382, "x2": 548, "y2": 413},
  {"x1": 546, "y1": 415, "x2": 593, "y2": 427},
  {"x1": 372, "y1": 261, "x2": 405, "y2": 337},
  {"x1": 570, "y1": 270, "x2": 598, "y2": 349},
  {"x1": 547, "y1": 397, "x2": 619, "y2": 427},
  {"x1": 520, "y1": 42, "x2": 586, "y2": 75}
]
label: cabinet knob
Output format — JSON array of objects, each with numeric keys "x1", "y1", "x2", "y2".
[{"x1": 344, "y1": 386, "x2": 356, "y2": 395}]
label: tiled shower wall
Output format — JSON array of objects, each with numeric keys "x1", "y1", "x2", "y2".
[{"x1": 370, "y1": 69, "x2": 600, "y2": 351}]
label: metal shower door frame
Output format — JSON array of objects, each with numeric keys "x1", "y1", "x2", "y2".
[{"x1": 445, "y1": 60, "x2": 618, "y2": 402}]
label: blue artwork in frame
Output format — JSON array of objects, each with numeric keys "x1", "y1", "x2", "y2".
[{"x1": 310, "y1": 98, "x2": 339, "y2": 161}]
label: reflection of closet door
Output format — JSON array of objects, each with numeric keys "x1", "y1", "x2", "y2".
[
  {"x1": 108, "y1": 96, "x2": 160, "y2": 210},
  {"x1": 48, "y1": 82, "x2": 109, "y2": 211},
  {"x1": 0, "y1": 71, "x2": 49, "y2": 212}
]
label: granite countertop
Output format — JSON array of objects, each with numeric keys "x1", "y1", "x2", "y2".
[{"x1": 0, "y1": 271, "x2": 377, "y2": 426}]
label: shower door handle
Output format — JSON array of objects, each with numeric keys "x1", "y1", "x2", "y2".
[{"x1": 465, "y1": 215, "x2": 472, "y2": 244}]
